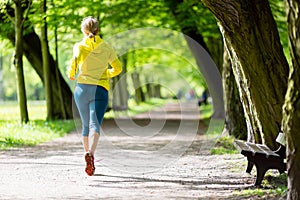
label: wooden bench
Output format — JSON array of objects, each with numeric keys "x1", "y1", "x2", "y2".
[{"x1": 234, "y1": 138, "x2": 286, "y2": 186}]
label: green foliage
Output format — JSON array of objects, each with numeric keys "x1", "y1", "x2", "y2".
[
  {"x1": 269, "y1": 0, "x2": 290, "y2": 63},
  {"x1": 0, "y1": 120, "x2": 75, "y2": 149},
  {"x1": 199, "y1": 103, "x2": 213, "y2": 119}
]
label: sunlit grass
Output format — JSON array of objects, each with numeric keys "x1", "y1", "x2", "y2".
[
  {"x1": 0, "y1": 101, "x2": 75, "y2": 149},
  {"x1": 199, "y1": 103, "x2": 213, "y2": 120},
  {"x1": 0, "y1": 120, "x2": 75, "y2": 149},
  {"x1": 233, "y1": 172, "x2": 287, "y2": 199},
  {"x1": 210, "y1": 136, "x2": 239, "y2": 155},
  {"x1": 0, "y1": 99, "x2": 170, "y2": 149},
  {"x1": 0, "y1": 101, "x2": 47, "y2": 120}
]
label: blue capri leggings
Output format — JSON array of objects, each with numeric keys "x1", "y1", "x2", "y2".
[{"x1": 74, "y1": 83, "x2": 108, "y2": 136}]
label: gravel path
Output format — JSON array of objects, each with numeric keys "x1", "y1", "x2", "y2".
[{"x1": 0, "y1": 102, "x2": 259, "y2": 199}]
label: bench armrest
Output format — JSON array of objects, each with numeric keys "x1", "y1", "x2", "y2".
[{"x1": 276, "y1": 132, "x2": 286, "y2": 147}]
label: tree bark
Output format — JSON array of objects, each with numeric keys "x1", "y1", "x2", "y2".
[
  {"x1": 14, "y1": 0, "x2": 29, "y2": 123},
  {"x1": 283, "y1": 0, "x2": 300, "y2": 198},
  {"x1": 202, "y1": 0, "x2": 289, "y2": 149},
  {"x1": 222, "y1": 45, "x2": 247, "y2": 139},
  {"x1": 40, "y1": 0, "x2": 54, "y2": 120}
]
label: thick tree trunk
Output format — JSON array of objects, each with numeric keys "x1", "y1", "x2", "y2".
[
  {"x1": 22, "y1": 30, "x2": 73, "y2": 119},
  {"x1": 14, "y1": 0, "x2": 29, "y2": 123},
  {"x1": 41, "y1": 0, "x2": 54, "y2": 120},
  {"x1": 283, "y1": 0, "x2": 300, "y2": 199},
  {"x1": 202, "y1": 0, "x2": 289, "y2": 149},
  {"x1": 222, "y1": 46, "x2": 247, "y2": 139}
]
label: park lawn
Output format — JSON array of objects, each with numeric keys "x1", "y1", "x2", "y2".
[
  {"x1": 0, "y1": 98, "x2": 171, "y2": 149},
  {"x1": 0, "y1": 120, "x2": 75, "y2": 149}
]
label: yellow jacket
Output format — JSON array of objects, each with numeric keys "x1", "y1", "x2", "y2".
[{"x1": 68, "y1": 35, "x2": 122, "y2": 90}]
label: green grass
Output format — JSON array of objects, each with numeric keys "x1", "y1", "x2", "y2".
[
  {"x1": 0, "y1": 98, "x2": 169, "y2": 150},
  {"x1": 210, "y1": 136, "x2": 239, "y2": 155},
  {"x1": 0, "y1": 101, "x2": 47, "y2": 120},
  {"x1": 233, "y1": 173, "x2": 287, "y2": 199},
  {"x1": 199, "y1": 103, "x2": 213, "y2": 120},
  {"x1": 0, "y1": 120, "x2": 75, "y2": 149}
]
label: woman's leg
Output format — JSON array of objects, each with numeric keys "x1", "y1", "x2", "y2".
[
  {"x1": 74, "y1": 84, "x2": 91, "y2": 152},
  {"x1": 89, "y1": 86, "x2": 108, "y2": 154}
]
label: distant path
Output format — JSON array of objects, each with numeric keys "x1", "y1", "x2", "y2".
[{"x1": 0, "y1": 101, "x2": 263, "y2": 199}]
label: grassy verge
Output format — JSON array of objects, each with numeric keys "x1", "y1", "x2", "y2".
[
  {"x1": 0, "y1": 120, "x2": 75, "y2": 149},
  {"x1": 210, "y1": 136, "x2": 239, "y2": 155},
  {"x1": 0, "y1": 98, "x2": 170, "y2": 150},
  {"x1": 233, "y1": 172, "x2": 287, "y2": 199}
]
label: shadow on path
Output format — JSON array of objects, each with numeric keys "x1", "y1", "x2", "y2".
[{"x1": 0, "y1": 101, "x2": 256, "y2": 199}]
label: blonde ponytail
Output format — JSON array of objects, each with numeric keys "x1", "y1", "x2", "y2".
[{"x1": 81, "y1": 16, "x2": 99, "y2": 38}]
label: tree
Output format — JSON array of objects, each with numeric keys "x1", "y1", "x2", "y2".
[
  {"x1": 201, "y1": 0, "x2": 289, "y2": 149},
  {"x1": 40, "y1": 0, "x2": 54, "y2": 120},
  {"x1": 12, "y1": 0, "x2": 31, "y2": 123},
  {"x1": 282, "y1": 0, "x2": 300, "y2": 198}
]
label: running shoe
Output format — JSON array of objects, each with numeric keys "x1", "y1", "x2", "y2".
[{"x1": 85, "y1": 151, "x2": 95, "y2": 176}]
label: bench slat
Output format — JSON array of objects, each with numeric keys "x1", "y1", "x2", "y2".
[{"x1": 234, "y1": 140, "x2": 280, "y2": 158}]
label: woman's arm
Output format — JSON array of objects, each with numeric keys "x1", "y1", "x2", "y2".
[
  {"x1": 67, "y1": 44, "x2": 79, "y2": 80},
  {"x1": 107, "y1": 58, "x2": 122, "y2": 78}
]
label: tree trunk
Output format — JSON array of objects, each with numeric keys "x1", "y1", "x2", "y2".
[
  {"x1": 112, "y1": 55, "x2": 128, "y2": 111},
  {"x1": 14, "y1": 0, "x2": 29, "y2": 123},
  {"x1": 24, "y1": 32, "x2": 73, "y2": 119},
  {"x1": 0, "y1": 52, "x2": 4, "y2": 101},
  {"x1": 22, "y1": 29, "x2": 73, "y2": 119},
  {"x1": 112, "y1": 74, "x2": 128, "y2": 111},
  {"x1": 54, "y1": 24, "x2": 67, "y2": 119},
  {"x1": 154, "y1": 84, "x2": 161, "y2": 98},
  {"x1": 40, "y1": 0, "x2": 54, "y2": 120},
  {"x1": 283, "y1": 0, "x2": 300, "y2": 198},
  {"x1": 222, "y1": 46, "x2": 247, "y2": 139},
  {"x1": 131, "y1": 72, "x2": 145, "y2": 105},
  {"x1": 202, "y1": 0, "x2": 289, "y2": 149}
]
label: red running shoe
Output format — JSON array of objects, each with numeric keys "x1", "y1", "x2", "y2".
[{"x1": 85, "y1": 152, "x2": 95, "y2": 176}]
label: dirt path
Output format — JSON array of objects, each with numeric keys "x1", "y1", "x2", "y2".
[{"x1": 0, "y1": 101, "x2": 257, "y2": 199}]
